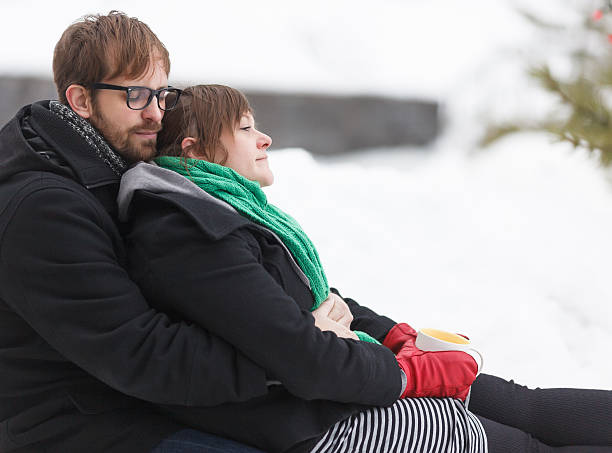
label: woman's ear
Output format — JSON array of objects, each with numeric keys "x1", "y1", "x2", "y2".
[
  {"x1": 65, "y1": 84, "x2": 93, "y2": 119},
  {"x1": 181, "y1": 137, "x2": 198, "y2": 157}
]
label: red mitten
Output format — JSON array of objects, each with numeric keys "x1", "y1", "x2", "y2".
[
  {"x1": 395, "y1": 339, "x2": 478, "y2": 401},
  {"x1": 382, "y1": 323, "x2": 418, "y2": 354}
]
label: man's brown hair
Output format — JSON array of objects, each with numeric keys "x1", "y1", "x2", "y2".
[
  {"x1": 157, "y1": 85, "x2": 252, "y2": 164},
  {"x1": 53, "y1": 11, "x2": 170, "y2": 104}
]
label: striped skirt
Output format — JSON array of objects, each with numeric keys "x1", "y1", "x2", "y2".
[{"x1": 310, "y1": 398, "x2": 487, "y2": 453}]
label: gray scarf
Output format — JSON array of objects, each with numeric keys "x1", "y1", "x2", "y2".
[{"x1": 49, "y1": 100, "x2": 128, "y2": 176}]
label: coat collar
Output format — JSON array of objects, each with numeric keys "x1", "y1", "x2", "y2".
[
  {"x1": 28, "y1": 101, "x2": 121, "y2": 188},
  {"x1": 120, "y1": 162, "x2": 251, "y2": 240}
]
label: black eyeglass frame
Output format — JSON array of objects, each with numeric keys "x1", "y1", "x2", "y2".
[{"x1": 91, "y1": 82, "x2": 182, "y2": 111}]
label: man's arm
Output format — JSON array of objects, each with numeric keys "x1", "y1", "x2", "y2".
[{"x1": 0, "y1": 184, "x2": 268, "y2": 406}]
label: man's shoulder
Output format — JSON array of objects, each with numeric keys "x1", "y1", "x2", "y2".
[
  {"x1": 1, "y1": 168, "x2": 91, "y2": 204},
  {"x1": 0, "y1": 170, "x2": 106, "y2": 234}
]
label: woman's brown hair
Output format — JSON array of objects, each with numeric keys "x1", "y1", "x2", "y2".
[{"x1": 157, "y1": 84, "x2": 252, "y2": 164}]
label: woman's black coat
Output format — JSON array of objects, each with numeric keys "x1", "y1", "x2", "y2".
[{"x1": 123, "y1": 166, "x2": 402, "y2": 453}]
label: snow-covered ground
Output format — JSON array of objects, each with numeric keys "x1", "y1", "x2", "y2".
[
  {"x1": 2, "y1": 0, "x2": 610, "y2": 390},
  {"x1": 266, "y1": 137, "x2": 612, "y2": 390}
]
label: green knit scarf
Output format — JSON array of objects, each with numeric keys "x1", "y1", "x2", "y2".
[{"x1": 155, "y1": 156, "x2": 379, "y2": 344}]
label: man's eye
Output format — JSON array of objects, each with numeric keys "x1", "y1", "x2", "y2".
[{"x1": 129, "y1": 89, "x2": 147, "y2": 101}]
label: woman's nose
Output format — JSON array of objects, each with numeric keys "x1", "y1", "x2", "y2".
[{"x1": 257, "y1": 132, "x2": 272, "y2": 149}]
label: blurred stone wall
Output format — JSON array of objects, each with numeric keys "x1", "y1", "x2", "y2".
[
  {"x1": 247, "y1": 92, "x2": 438, "y2": 154},
  {"x1": 0, "y1": 75, "x2": 439, "y2": 155},
  {"x1": 0, "y1": 76, "x2": 57, "y2": 124}
]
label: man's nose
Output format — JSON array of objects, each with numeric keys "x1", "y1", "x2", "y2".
[{"x1": 141, "y1": 98, "x2": 163, "y2": 123}]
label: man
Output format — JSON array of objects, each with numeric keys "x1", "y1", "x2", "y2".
[{"x1": 0, "y1": 12, "x2": 268, "y2": 453}]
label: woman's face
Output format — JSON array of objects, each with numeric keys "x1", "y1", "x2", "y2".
[{"x1": 220, "y1": 112, "x2": 274, "y2": 187}]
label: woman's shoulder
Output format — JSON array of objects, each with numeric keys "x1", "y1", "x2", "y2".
[
  {"x1": 119, "y1": 162, "x2": 255, "y2": 241},
  {"x1": 130, "y1": 189, "x2": 256, "y2": 242}
]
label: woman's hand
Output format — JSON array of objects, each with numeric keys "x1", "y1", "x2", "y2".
[
  {"x1": 386, "y1": 324, "x2": 478, "y2": 401},
  {"x1": 314, "y1": 293, "x2": 354, "y2": 329},
  {"x1": 312, "y1": 296, "x2": 358, "y2": 340},
  {"x1": 395, "y1": 341, "x2": 478, "y2": 401},
  {"x1": 382, "y1": 322, "x2": 418, "y2": 353}
]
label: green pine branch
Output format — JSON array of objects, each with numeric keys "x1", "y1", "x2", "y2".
[{"x1": 480, "y1": 4, "x2": 612, "y2": 167}]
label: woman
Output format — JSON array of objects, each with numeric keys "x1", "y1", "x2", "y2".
[{"x1": 118, "y1": 85, "x2": 612, "y2": 453}]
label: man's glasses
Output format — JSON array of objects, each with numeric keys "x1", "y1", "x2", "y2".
[{"x1": 92, "y1": 83, "x2": 182, "y2": 111}]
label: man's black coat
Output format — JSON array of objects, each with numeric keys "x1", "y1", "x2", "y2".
[{"x1": 0, "y1": 102, "x2": 271, "y2": 452}]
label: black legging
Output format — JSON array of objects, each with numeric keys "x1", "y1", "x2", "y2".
[{"x1": 470, "y1": 373, "x2": 612, "y2": 452}]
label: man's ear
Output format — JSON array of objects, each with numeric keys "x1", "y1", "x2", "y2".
[
  {"x1": 65, "y1": 84, "x2": 93, "y2": 119},
  {"x1": 181, "y1": 137, "x2": 198, "y2": 157}
]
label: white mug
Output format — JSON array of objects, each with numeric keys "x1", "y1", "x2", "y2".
[{"x1": 415, "y1": 328, "x2": 484, "y2": 376}]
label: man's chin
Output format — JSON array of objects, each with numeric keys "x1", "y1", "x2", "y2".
[{"x1": 120, "y1": 140, "x2": 157, "y2": 163}]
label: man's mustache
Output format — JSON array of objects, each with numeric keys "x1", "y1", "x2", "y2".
[{"x1": 131, "y1": 122, "x2": 162, "y2": 133}]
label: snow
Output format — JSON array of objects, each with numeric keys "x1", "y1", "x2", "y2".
[
  {"x1": 265, "y1": 136, "x2": 612, "y2": 390},
  {"x1": 2, "y1": 0, "x2": 610, "y2": 390}
]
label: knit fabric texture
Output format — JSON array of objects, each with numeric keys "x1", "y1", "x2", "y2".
[
  {"x1": 155, "y1": 156, "x2": 379, "y2": 344},
  {"x1": 49, "y1": 101, "x2": 128, "y2": 176}
]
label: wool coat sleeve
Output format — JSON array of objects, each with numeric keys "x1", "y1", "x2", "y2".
[
  {"x1": 127, "y1": 200, "x2": 403, "y2": 407},
  {"x1": 0, "y1": 183, "x2": 268, "y2": 406},
  {"x1": 330, "y1": 288, "x2": 398, "y2": 342}
]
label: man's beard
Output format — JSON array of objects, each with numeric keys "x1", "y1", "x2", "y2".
[{"x1": 90, "y1": 108, "x2": 161, "y2": 164}]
